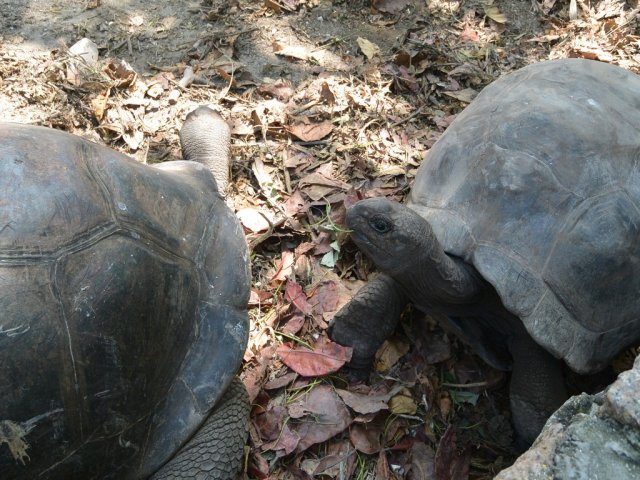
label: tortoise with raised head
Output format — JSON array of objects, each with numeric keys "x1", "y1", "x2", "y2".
[
  {"x1": 0, "y1": 107, "x2": 250, "y2": 479},
  {"x1": 330, "y1": 59, "x2": 640, "y2": 444}
]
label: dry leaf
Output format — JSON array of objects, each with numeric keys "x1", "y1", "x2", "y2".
[
  {"x1": 389, "y1": 388, "x2": 418, "y2": 415},
  {"x1": 91, "y1": 89, "x2": 110, "y2": 121},
  {"x1": 270, "y1": 250, "x2": 295, "y2": 283},
  {"x1": 307, "y1": 281, "x2": 341, "y2": 316},
  {"x1": 443, "y1": 88, "x2": 478, "y2": 103},
  {"x1": 237, "y1": 207, "x2": 271, "y2": 233},
  {"x1": 273, "y1": 41, "x2": 317, "y2": 62},
  {"x1": 336, "y1": 385, "x2": 404, "y2": 415},
  {"x1": 357, "y1": 37, "x2": 381, "y2": 59},
  {"x1": 319, "y1": 81, "x2": 336, "y2": 105},
  {"x1": 313, "y1": 440, "x2": 357, "y2": 477},
  {"x1": 280, "y1": 312, "x2": 306, "y2": 335},
  {"x1": 286, "y1": 121, "x2": 333, "y2": 142},
  {"x1": 373, "y1": 0, "x2": 413, "y2": 14},
  {"x1": 375, "y1": 338, "x2": 410, "y2": 372},
  {"x1": 435, "y1": 426, "x2": 471, "y2": 480},
  {"x1": 350, "y1": 422, "x2": 383, "y2": 454},
  {"x1": 284, "y1": 279, "x2": 313, "y2": 315},
  {"x1": 459, "y1": 25, "x2": 480, "y2": 42},
  {"x1": 409, "y1": 442, "x2": 437, "y2": 480},
  {"x1": 375, "y1": 449, "x2": 391, "y2": 480},
  {"x1": 277, "y1": 338, "x2": 353, "y2": 377},
  {"x1": 287, "y1": 385, "x2": 353, "y2": 452},
  {"x1": 484, "y1": 5, "x2": 507, "y2": 23}
]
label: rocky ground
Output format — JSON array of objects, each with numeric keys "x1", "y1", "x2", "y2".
[{"x1": 2, "y1": 0, "x2": 639, "y2": 478}]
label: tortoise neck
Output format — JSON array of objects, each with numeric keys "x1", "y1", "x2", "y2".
[{"x1": 400, "y1": 234, "x2": 483, "y2": 309}]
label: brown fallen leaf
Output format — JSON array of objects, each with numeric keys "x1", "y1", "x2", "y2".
[
  {"x1": 280, "y1": 312, "x2": 306, "y2": 335},
  {"x1": 242, "y1": 345, "x2": 276, "y2": 402},
  {"x1": 307, "y1": 280, "x2": 341, "y2": 316},
  {"x1": 408, "y1": 442, "x2": 436, "y2": 480},
  {"x1": 270, "y1": 250, "x2": 295, "y2": 283},
  {"x1": 313, "y1": 439, "x2": 357, "y2": 477},
  {"x1": 375, "y1": 337, "x2": 410, "y2": 372},
  {"x1": 91, "y1": 89, "x2": 110, "y2": 121},
  {"x1": 388, "y1": 388, "x2": 418, "y2": 415},
  {"x1": 272, "y1": 41, "x2": 318, "y2": 62},
  {"x1": 375, "y1": 449, "x2": 391, "y2": 480},
  {"x1": 319, "y1": 81, "x2": 335, "y2": 105},
  {"x1": 284, "y1": 279, "x2": 313, "y2": 315},
  {"x1": 336, "y1": 384, "x2": 404, "y2": 415},
  {"x1": 264, "y1": 371, "x2": 298, "y2": 390},
  {"x1": 443, "y1": 88, "x2": 478, "y2": 103},
  {"x1": 286, "y1": 385, "x2": 353, "y2": 452},
  {"x1": 373, "y1": 0, "x2": 413, "y2": 14},
  {"x1": 435, "y1": 425, "x2": 471, "y2": 480},
  {"x1": 103, "y1": 59, "x2": 137, "y2": 88},
  {"x1": 349, "y1": 421, "x2": 383, "y2": 454},
  {"x1": 277, "y1": 337, "x2": 353, "y2": 377},
  {"x1": 286, "y1": 121, "x2": 333, "y2": 142}
]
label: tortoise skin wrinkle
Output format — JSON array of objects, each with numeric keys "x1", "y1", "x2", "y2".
[
  {"x1": 0, "y1": 112, "x2": 250, "y2": 479},
  {"x1": 330, "y1": 58, "x2": 640, "y2": 445}
]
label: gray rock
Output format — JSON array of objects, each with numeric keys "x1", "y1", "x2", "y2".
[{"x1": 496, "y1": 357, "x2": 640, "y2": 480}]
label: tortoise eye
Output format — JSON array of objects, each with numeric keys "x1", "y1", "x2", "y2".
[{"x1": 369, "y1": 216, "x2": 392, "y2": 234}]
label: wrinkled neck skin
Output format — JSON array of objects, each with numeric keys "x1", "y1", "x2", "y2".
[
  {"x1": 394, "y1": 244, "x2": 521, "y2": 337},
  {"x1": 399, "y1": 238, "x2": 480, "y2": 307}
]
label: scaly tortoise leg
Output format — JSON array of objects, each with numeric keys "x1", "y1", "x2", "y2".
[
  {"x1": 509, "y1": 332, "x2": 568, "y2": 446},
  {"x1": 151, "y1": 377, "x2": 249, "y2": 480},
  {"x1": 329, "y1": 274, "x2": 409, "y2": 375}
]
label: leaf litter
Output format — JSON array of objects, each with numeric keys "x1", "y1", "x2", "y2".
[{"x1": 2, "y1": 0, "x2": 639, "y2": 477}]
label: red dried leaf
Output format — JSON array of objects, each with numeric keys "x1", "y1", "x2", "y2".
[
  {"x1": 257, "y1": 79, "x2": 295, "y2": 101},
  {"x1": 409, "y1": 442, "x2": 436, "y2": 480},
  {"x1": 349, "y1": 422, "x2": 383, "y2": 454},
  {"x1": 314, "y1": 440, "x2": 357, "y2": 477},
  {"x1": 287, "y1": 385, "x2": 352, "y2": 452},
  {"x1": 280, "y1": 312, "x2": 306, "y2": 335},
  {"x1": 247, "y1": 451, "x2": 270, "y2": 479},
  {"x1": 307, "y1": 280, "x2": 341, "y2": 315},
  {"x1": 286, "y1": 121, "x2": 333, "y2": 142},
  {"x1": 375, "y1": 449, "x2": 391, "y2": 480},
  {"x1": 459, "y1": 25, "x2": 480, "y2": 42},
  {"x1": 284, "y1": 279, "x2": 312, "y2": 315},
  {"x1": 277, "y1": 338, "x2": 352, "y2": 377},
  {"x1": 435, "y1": 426, "x2": 471, "y2": 480}
]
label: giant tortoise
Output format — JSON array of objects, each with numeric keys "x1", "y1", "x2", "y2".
[
  {"x1": 0, "y1": 107, "x2": 250, "y2": 478},
  {"x1": 330, "y1": 58, "x2": 640, "y2": 444}
]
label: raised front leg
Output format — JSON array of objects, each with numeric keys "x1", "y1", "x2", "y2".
[
  {"x1": 509, "y1": 332, "x2": 568, "y2": 446},
  {"x1": 329, "y1": 274, "x2": 409, "y2": 374},
  {"x1": 151, "y1": 376, "x2": 249, "y2": 479}
]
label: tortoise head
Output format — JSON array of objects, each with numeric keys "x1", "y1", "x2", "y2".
[{"x1": 346, "y1": 197, "x2": 434, "y2": 277}]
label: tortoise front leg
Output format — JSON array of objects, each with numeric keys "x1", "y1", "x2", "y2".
[
  {"x1": 509, "y1": 332, "x2": 568, "y2": 446},
  {"x1": 150, "y1": 377, "x2": 249, "y2": 480},
  {"x1": 329, "y1": 274, "x2": 409, "y2": 375}
]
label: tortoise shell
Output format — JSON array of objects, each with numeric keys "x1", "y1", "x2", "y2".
[
  {"x1": 0, "y1": 124, "x2": 249, "y2": 478},
  {"x1": 409, "y1": 58, "x2": 640, "y2": 374}
]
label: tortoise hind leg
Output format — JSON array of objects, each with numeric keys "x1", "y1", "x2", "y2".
[
  {"x1": 329, "y1": 274, "x2": 409, "y2": 375},
  {"x1": 509, "y1": 332, "x2": 568, "y2": 446},
  {"x1": 150, "y1": 377, "x2": 249, "y2": 480}
]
